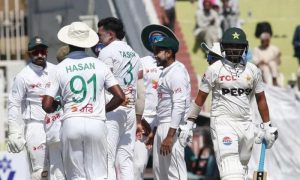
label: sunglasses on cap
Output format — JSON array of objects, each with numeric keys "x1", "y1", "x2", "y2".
[
  {"x1": 149, "y1": 34, "x2": 165, "y2": 44},
  {"x1": 30, "y1": 49, "x2": 47, "y2": 56}
]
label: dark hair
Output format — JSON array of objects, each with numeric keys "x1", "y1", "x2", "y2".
[{"x1": 98, "y1": 17, "x2": 125, "y2": 40}]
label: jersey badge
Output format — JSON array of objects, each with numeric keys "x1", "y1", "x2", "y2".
[{"x1": 223, "y1": 136, "x2": 232, "y2": 146}]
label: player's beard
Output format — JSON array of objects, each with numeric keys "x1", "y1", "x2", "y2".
[
  {"x1": 32, "y1": 55, "x2": 47, "y2": 67},
  {"x1": 156, "y1": 55, "x2": 167, "y2": 68}
]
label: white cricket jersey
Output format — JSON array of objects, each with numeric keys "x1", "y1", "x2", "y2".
[
  {"x1": 46, "y1": 51, "x2": 118, "y2": 120},
  {"x1": 8, "y1": 62, "x2": 55, "y2": 122},
  {"x1": 98, "y1": 40, "x2": 140, "y2": 107},
  {"x1": 199, "y1": 60, "x2": 264, "y2": 120},
  {"x1": 140, "y1": 56, "x2": 162, "y2": 116},
  {"x1": 160, "y1": 0, "x2": 176, "y2": 10},
  {"x1": 157, "y1": 61, "x2": 191, "y2": 128}
]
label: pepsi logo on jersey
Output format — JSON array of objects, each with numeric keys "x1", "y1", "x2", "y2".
[
  {"x1": 222, "y1": 88, "x2": 252, "y2": 96},
  {"x1": 223, "y1": 136, "x2": 232, "y2": 146}
]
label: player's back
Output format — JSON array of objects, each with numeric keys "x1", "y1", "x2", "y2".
[
  {"x1": 56, "y1": 53, "x2": 114, "y2": 120},
  {"x1": 99, "y1": 41, "x2": 140, "y2": 105}
]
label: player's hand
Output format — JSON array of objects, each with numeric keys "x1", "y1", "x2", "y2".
[
  {"x1": 7, "y1": 134, "x2": 26, "y2": 153},
  {"x1": 141, "y1": 119, "x2": 151, "y2": 136},
  {"x1": 178, "y1": 120, "x2": 195, "y2": 147},
  {"x1": 145, "y1": 132, "x2": 155, "y2": 150},
  {"x1": 160, "y1": 136, "x2": 173, "y2": 156},
  {"x1": 136, "y1": 123, "x2": 144, "y2": 141},
  {"x1": 255, "y1": 122, "x2": 278, "y2": 149}
]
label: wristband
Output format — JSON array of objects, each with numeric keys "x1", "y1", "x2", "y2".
[{"x1": 188, "y1": 101, "x2": 202, "y2": 120}]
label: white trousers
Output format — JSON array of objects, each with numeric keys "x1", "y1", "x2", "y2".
[
  {"x1": 61, "y1": 117, "x2": 107, "y2": 180},
  {"x1": 210, "y1": 117, "x2": 255, "y2": 180},
  {"x1": 133, "y1": 115, "x2": 156, "y2": 180},
  {"x1": 153, "y1": 122, "x2": 187, "y2": 180},
  {"x1": 48, "y1": 142, "x2": 65, "y2": 180},
  {"x1": 106, "y1": 108, "x2": 136, "y2": 180},
  {"x1": 25, "y1": 121, "x2": 49, "y2": 179}
]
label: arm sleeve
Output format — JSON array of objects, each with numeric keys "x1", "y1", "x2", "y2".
[
  {"x1": 169, "y1": 71, "x2": 190, "y2": 129},
  {"x1": 45, "y1": 69, "x2": 60, "y2": 98},
  {"x1": 8, "y1": 76, "x2": 26, "y2": 123},
  {"x1": 199, "y1": 67, "x2": 215, "y2": 93}
]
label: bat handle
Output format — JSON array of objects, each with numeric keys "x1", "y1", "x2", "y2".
[{"x1": 258, "y1": 139, "x2": 267, "y2": 172}]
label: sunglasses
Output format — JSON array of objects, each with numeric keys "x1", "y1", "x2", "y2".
[
  {"x1": 30, "y1": 49, "x2": 47, "y2": 56},
  {"x1": 149, "y1": 34, "x2": 165, "y2": 44}
]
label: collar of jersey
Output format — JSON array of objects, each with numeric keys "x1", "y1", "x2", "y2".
[
  {"x1": 29, "y1": 61, "x2": 48, "y2": 73},
  {"x1": 66, "y1": 51, "x2": 89, "y2": 59},
  {"x1": 162, "y1": 60, "x2": 178, "y2": 74}
]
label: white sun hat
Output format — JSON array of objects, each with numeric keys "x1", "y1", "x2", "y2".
[{"x1": 57, "y1": 21, "x2": 99, "y2": 48}]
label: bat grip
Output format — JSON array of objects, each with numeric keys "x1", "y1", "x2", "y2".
[{"x1": 258, "y1": 139, "x2": 267, "y2": 172}]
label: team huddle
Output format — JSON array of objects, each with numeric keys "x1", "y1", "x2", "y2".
[{"x1": 7, "y1": 16, "x2": 278, "y2": 180}]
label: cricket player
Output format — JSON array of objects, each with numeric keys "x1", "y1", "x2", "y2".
[
  {"x1": 7, "y1": 36, "x2": 55, "y2": 180},
  {"x1": 183, "y1": 27, "x2": 278, "y2": 180},
  {"x1": 147, "y1": 37, "x2": 191, "y2": 180},
  {"x1": 97, "y1": 17, "x2": 140, "y2": 180},
  {"x1": 134, "y1": 24, "x2": 178, "y2": 180},
  {"x1": 42, "y1": 21, "x2": 125, "y2": 179},
  {"x1": 44, "y1": 46, "x2": 71, "y2": 180}
]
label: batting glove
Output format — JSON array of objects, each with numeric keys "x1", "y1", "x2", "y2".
[
  {"x1": 178, "y1": 120, "x2": 195, "y2": 147},
  {"x1": 255, "y1": 122, "x2": 278, "y2": 149}
]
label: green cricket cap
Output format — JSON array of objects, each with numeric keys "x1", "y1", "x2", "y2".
[
  {"x1": 152, "y1": 37, "x2": 179, "y2": 53},
  {"x1": 221, "y1": 27, "x2": 248, "y2": 45},
  {"x1": 28, "y1": 36, "x2": 48, "y2": 51}
]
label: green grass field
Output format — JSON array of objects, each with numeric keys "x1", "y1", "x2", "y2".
[{"x1": 176, "y1": 0, "x2": 300, "y2": 86}]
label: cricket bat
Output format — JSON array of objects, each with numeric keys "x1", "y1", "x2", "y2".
[{"x1": 253, "y1": 139, "x2": 267, "y2": 180}]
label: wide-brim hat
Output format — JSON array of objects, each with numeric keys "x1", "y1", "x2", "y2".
[
  {"x1": 201, "y1": 42, "x2": 223, "y2": 59},
  {"x1": 57, "y1": 22, "x2": 99, "y2": 48},
  {"x1": 141, "y1": 24, "x2": 178, "y2": 52}
]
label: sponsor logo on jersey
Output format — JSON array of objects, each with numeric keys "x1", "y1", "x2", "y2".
[
  {"x1": 173, "y1": 87, "x2": 182, "y2": 94},
  {"x1": 152, "y1": 80, "x2": 158, "y2": 89},
  {"x1": 30, "y1": 83, "x2": 42, "y2": 89},
  {"x1": 79, "y1": 103, "x2": 94, "y2": 113},
  {"x1": 44, "y1": 113, "x2": 61, "y2": 124},
  {"x1": 146, "y1": 68, "x2": 159, "y2": 74},
  {"x1": 222, "y1": 88, "x2": 252, "y2": 96},
  {"x1": 33, "y1": 144, "x2": 46, "y2": 151},
  {"x1": 223, "y1": 136, "x2": 232, "y2": 146},
  {"x1": 71, "y1": 105, "x2": 78, "y2": 112},
  {"x1": 219, "y1": 75, "x2": 237, "y2": 81}
]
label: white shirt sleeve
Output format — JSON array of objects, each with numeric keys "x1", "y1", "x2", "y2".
[
  {"x1": 199, "y1": 66, "x2": 215, "y2": 93},
  {"x1": 46, "y1": 69, "x2": 60, "y2": 98},
  {"x1": 8, "y1": 76, "x2": 26, "y2": 123},
  {"x1": 104, "y1": 66, "x2": 118, "y2": 89},
  {"x1": 98, "y1": 50, "x2": 114, "y2": 70},
  {"x1": 169, "y1": 72, "x2": 189, "y2": 129}
]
